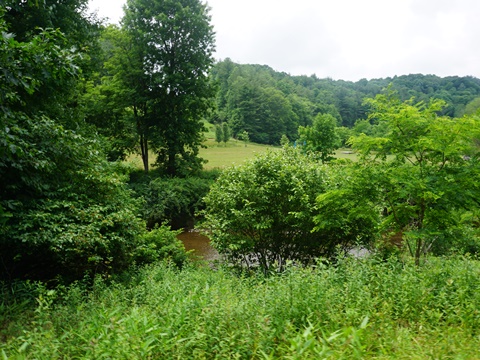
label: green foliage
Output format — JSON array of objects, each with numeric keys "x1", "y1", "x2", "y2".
[
  {"x1": 280, "y1": 134, "x2": 290, "y2": 147},
  {"x1": 129, "y1": 171, "x2": 219, "y2": 229},
  {"x1": 222, "y1": 122, "x2": 230, "y2": 144},
  {"x1": 0, "y1": 16, "x2": 145, "y2": 281},
  {"x1": 3, "y1": 0, "x2": 101, "y2": 71},
  {"x1": 314, "y1": 163, "x2": 381, "y2": 250},
  {"x1": 464, "y1": 96, "x2": 480, "y2": 115},
  {"x1": 2, "y1": 257, "x2": 480, "y2": 358},
  {"x1": 81, "y1": 25, "x2": 139, "y2": 161},
  {"x1": 202, "y1": 147, "x2": 362, "y2": 271},
  {"x1": 0, "y1": 121, "x2": 146, "y2": 280},
  {"x1": 335, "y1": 126, "x2": 353, "y2": 147},
  {"x1": 212, "y1": 61, "x2": 480, "y2": 145},
  {"x1": 350, "y1": 91, "x2": 480, "y2": 263},
  {"x1": 237, "y1": 130, "x2": 250, "y2": 147},
  {"x1": 214, "y1": 123, "x2": 223, "y2": 144},
  {"x1": 214, "y1": 122, "x2": 230, "y2": 146},
  {"x1": 133, "y1": 226, "x2": 189, "y2": 267},
  {"x1": 215, "y1": 64, "x2": 306, "y2": 145},
  {"x1": 115, "y1": 0, "x2": 216, "y2": 175},
  {"x1": 298, "y1": 113, "x2": 341, "y2": 163}
]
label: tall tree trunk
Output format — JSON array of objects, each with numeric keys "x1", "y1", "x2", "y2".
[
  {"x1": 166, "y1": 149, "x2": 176, "y2": 176},
  {"x1": 140, "y1": 134, "x2": 149, "y2": 173},
  {"x1": 134, "y1": 104, "x2": 149, "y2": 173},
  {"x1": 414, "y1": 201, "x2": 426, "y2": 266}
]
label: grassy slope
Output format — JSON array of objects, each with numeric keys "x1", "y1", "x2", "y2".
[
  {"x1": 202, "y1": 120, "x2": 358, "y2": 168},
  {"x1": 127, "y1": 121, "x2": 358, "y2": 170},
  {"x1": 200, "y1": 121, "x2": 278, "y2": 169}
]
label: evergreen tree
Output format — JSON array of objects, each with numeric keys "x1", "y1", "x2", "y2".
[
  {"x1": 222, "y1": 122, "x2": 230, "y2": 145},
  {"x1": 215, "y1": 123, "x2": 223, "y2": 144}
]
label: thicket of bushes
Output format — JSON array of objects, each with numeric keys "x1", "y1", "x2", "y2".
[{"x1": 129, "y1": 169, "x2": 220, "y2": 230}]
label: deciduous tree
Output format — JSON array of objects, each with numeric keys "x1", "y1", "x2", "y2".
[
  {"x1": 121, "y1": 0, "x2": 216, "y2": 175},
  {"x1": 298, "y1": 113, "x2": 340, "y2": 163},
  {"x1": 350, "y1": 91, "x2": 480, "y2": 264},
  {"x1": 0, "y1": 17, "x2": 145, "y2": 281}
]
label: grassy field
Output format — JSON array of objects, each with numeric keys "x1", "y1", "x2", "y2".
[
  {"x1": 201, "y1": 120, "x2": 360, "y2": 166},
  {"x1": 201, "y1": 139, "x2": 279, "y2": 169},
  {"x1": 2, "y1": 256, "x2": 480, "y2": 358},
  {"x1": 202, "y1": 140, "x2": 358, "y2": 170},
  {"x1": 127, "y1": 124, "x2": 358, "y2": 170},
  {"x1": 125, "y1": 138, "x2": 277, "y2": 170}
]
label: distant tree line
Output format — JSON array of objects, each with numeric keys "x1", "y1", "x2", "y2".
[{"x1": 210, "y1": 59, "x2": 480, "y2": 145}]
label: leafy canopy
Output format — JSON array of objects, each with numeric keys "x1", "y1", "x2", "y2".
[
  {"x1": 350, "y1": 91, "x2": 480, "y2": 263},
  {"x1": 0, "y1": 15, "x2": 146, "y2": 281},
  {"x1": 298, "y1": 113, "x2": 340, "y2": 163},
  {"x1": 112, "y1": 0, "x2": 217, "y2": 175}
]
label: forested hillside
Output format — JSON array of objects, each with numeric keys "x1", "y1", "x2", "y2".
[{"x1": 211, "y1": 59, "x2": 480, "y2": 144}]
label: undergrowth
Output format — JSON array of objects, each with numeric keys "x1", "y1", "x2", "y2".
[{"x1": 1, "y1": 256, "x2": 480, "y2": 359}]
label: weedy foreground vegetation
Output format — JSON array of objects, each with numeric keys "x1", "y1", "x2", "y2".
[{"x1": 2, "y1": 256, "x2": 480, "y2": 359}]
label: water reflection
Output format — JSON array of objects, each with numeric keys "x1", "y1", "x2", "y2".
[{"x1": 177, "y1": 230, "x2": 219, "y2": 261}]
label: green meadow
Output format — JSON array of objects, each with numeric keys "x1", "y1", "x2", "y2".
[
  {"x1": 201, "y1": 139, "x2": 278, "y2": 169},
  {"x1": 127, "y1": 122, "x2": 359, "y2": 171},
  {"x1": 201, "y1": 122, "x2": 358, "y2": 169}
]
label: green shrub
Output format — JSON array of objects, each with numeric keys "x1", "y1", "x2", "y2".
[
  {"x1": 0, "y1": 122, "x2": 146, "y2": 282},
  {"x1": 0, "y1": 21, "x2": 146, "y2": 282},
  {"x1": 313, "y1": 162, "x2": 381, "y2": 253},
  {"x1": 129, "y1": 170, "x2": 219, "y2": 229},
  {"x1": 202, "y1": 147, "x2": 356, "y2": 271},
  {"x1": 133, "y1": 226, "x2": 189, "y2": 268}
]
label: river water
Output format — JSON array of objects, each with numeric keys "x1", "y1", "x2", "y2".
[{"x1": 177, "y1": 230, "x2": 219, "y2": 261}]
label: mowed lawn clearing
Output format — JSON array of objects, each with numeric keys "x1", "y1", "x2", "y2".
[
  {"x1": 201, "y1": 139, "x2": 279, "y2": 169},
  {"x1": 201, "y1": 139, "x2": 358, "y2": 169},
  {"x1": 126, "y1": 135, "x2": 358, "y2": 170}
]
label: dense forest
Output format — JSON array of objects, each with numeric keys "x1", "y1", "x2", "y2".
[
  {"x1": 211, "y1": 59, "x2": 480, "y2": 144},
  {"x1": 1, "y1": 0, "x2": 214, "y2": 281},
  {"x1": 2, "y1": 1, "x2": 480, "y2": 357}
]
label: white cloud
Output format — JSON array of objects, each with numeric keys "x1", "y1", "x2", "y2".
[{"x1": 88, "y1": 0, "x2": 480, "y2": 81}]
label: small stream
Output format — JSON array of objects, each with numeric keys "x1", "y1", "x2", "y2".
[{"x1": 177, "y1": 230, "x2": 219, "y2": 261}]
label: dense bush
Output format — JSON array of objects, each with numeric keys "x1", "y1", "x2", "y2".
[
  {"x1": 314, "y1": 161, "x2": 381, "y2": 251},
  {"x1": 202, "y1": 147, "x2": 373, "y2": 270},
  {"x1": 0, "y1": 21, "x2": 149, "y2": 282},
  {"x1": 129, "y1": 170, "x2": 219, "y2": 229},
  {"x1": 133, "y1": 225, "x2": 189, "y2": 268},
  {"x1": 0, "y1": 123, "x2": 147, "y2": 281}
]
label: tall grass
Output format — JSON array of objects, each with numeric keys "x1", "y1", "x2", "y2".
[{"x1": 2, "y1": 256, "x2": 480, "y2": 358}]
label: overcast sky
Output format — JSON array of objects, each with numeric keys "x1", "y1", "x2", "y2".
[{"x1": 88, "y1": 0, "x2": 480, "y2": 81}]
